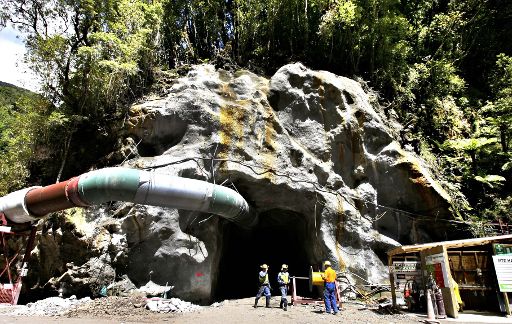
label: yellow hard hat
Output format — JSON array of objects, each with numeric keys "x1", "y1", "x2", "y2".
[
  {"x1": 281, "y1": 264, "x2": 288, "y2": 269},
  {"x1": 324, "y1": 260, "x2": 331, "y2": 267},
  {"x1": 261, "y1": 264, "x2": 268, "y2": 269}
]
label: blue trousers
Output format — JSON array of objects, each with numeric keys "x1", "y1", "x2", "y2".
[
  {"x1": 279, "y1": 286, "x2": 288, "y2": 306},
  {"x1": 324, "y1": 282, "x2": 339, "y2": 313},
  {"x1": 256, "y1": 285, "x2": 271, "y2": 298}
]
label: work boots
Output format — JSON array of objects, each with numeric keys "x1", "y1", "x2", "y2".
[
  {"x1": 253, "y1": 297, "x2": 259, "y2": 308},
  {"x1": 280, "y1": 299, "x2": 288, "y2": 311},
  {"x1": 265, "y1": 297, "x2": 271, "y2": 308}
]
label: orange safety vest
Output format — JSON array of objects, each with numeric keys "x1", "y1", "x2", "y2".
[{"x1": 323, "y1": 267, "x2": 336, "y2": 283}]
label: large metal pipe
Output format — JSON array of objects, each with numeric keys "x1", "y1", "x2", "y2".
[{"x1": 0, "y1": 167, "x2": 254, "y2": 227}]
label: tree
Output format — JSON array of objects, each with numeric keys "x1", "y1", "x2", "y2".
[
  {"x1": 2, "y1": 0, "x2": 162, "y2": 182},
  {"x1": 443, "y1": 137, "x2": 497, "y2": 175},
  {"x1": 0, "y1": 84, "x2": 52, "y2": 195},
  {"x1": 484, "y1": 53, "x2": 512, "y2": 153}
]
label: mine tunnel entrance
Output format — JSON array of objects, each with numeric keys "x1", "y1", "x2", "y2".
[{"x1": 215, "y1": 209, "x2": 316, "y2": 300}]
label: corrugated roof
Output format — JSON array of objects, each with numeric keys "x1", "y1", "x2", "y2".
[{"x1": 387, "y1": 234, "x2": 512, "y2": 257}]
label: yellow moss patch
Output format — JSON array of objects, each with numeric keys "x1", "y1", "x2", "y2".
[
  {"x1": 64, "y1": 208, "x2": 94, "y2": 236},
  {"x1": 126, "y1": 104, "x2": 155, "y2": 131},
  {"x1": 394, "y1": 155, "x2": 452, "y2": 203},
  {"x1": 394, "y1": 155, "x2": 428, "y2": 184},
  {"x1": 335, "y1": 196, "x2": 347, "y2": 271},
  {"x1": 93, "y1": 228, "x2": 111, "y2": 249},
  {"x1": 216, "y1": 74, "x2": 277, "y2": 182},
  {"x1": 260, "y1": 104, "x2": 277, "y2": 182},
  {"x1": 219, "y1": 103, "x2": 246, "y2": 160}
]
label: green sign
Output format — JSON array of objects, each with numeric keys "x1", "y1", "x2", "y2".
[
  {"x1": 493, "y1": 255, "x2": 512, "y2": 292},
  {"x1": 499, "y1": 283, "x2": 512, "y2": 291},
  {"x1": 494, "y1": 244, "x2": 512, "y2": 256}
]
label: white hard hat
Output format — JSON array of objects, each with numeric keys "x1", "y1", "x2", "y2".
[
  {"x1": 281, "y1": 264, "x2": 288, "y2": 269},
  {"x1": 324, "y1": 260, "x2": 331, "y2": 267},
  {"x1": 260, "y1": 264, "x2": 268, "y2": 269}
]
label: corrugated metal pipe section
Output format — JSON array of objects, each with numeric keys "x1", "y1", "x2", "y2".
[{"x1": 0, "y1": 167, "x2": 254, "y2": 228}]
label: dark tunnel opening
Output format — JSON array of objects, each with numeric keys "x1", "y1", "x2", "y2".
[{"x1": 214, "y1": 209, "x2": 318, "y2": 300}]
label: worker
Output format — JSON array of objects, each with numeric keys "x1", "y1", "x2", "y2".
[
  {"x1": 321, "y1": 260, "x2": 339, "y2": 315},
  {"x1": 254, "y1": 264, "x2": 271, "y2": 308},
  {"x1": 277, "y1": 264, "x2": 290, "y2": 311}
]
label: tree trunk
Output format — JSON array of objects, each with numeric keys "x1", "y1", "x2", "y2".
[
  {"x1": 55, "y1": 132, "x2": 73, "y2": 183},
  {"x1": 500, "y1": 123, "x2": 508, "y2": 152},
  {"x1": 469, "y1": 150, "x2": 477, "y2": 175}
]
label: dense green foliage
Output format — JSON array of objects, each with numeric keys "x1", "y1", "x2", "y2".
[
  {"x1": 1, "y1": 0, "x2": 162, "y2": 183},
  {"x1": 0, "y1": 82, "x2": 52, "y2": 196},
  {"x1": 1, "y1": 0, "x2": 511, "y2": 225}
]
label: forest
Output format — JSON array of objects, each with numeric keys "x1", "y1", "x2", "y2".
[{"x1": 0, "y1": 0, "x2": 510, "y2": 234}]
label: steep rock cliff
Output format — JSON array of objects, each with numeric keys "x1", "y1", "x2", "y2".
[{"x1": 28, "y1": 63, "x2": 456, "y2": 303}]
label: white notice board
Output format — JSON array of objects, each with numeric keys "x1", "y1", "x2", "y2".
[
  {"x1": 425, "y1": 252, "x2": 450, "y2": 288},
  {"x1": 492, "y1": 255, "x2": 512, "y2": 292},
  {"x1": 392, "y1": 261, "x2": 421, "y2": 286}
]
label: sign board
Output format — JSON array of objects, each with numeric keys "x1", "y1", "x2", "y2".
[
  {"x1": 494, "y1": 244, "x2": 512, "y2": 256},
  {"x1": 492, "y1": 255, "x2": 512, "y2": 292},
  {"x1": 392, "y1": 261, "x2": 421, "y2": 288},
  {"x1": 425, "y1": 253, "x2": 450, "y2": 288}
]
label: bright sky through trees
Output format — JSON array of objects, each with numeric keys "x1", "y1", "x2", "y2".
[{"x1": 0, "y1": 25, "x2": 38, "y2": 91}]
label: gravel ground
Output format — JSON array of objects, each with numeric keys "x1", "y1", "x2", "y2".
[
  {"x1": 170, "y1": 297, "x2": 420, "y2": 324},
  {"x1": 0, "y1": 295, "x2": 424, "y2": 324},
  {"x1": 1, "y1": 295, "x2": 509, "y2": 323}
]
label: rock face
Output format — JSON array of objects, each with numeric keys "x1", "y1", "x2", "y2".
[{"x1": 28, "y1": 63, "x2": 455, "y2": 303}]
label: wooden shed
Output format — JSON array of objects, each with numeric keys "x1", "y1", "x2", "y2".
[{"x1": 387, "y1": 234, "x2": 512, "y2": 318}]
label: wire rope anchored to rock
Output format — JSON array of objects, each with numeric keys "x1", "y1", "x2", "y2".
[{"x1": 0, "y1": 167, "x2": 254, "y2": 228}]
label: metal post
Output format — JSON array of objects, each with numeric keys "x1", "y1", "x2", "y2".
[
  {"x1": 291, "y1": 276, "x2": 297, "y2": 305},
  {"x1": 335, "y1": 280, "x2": 343, "y2": 310},
  {"x1": 388, "y1": 255, "x2": 397, "y2": 307}
]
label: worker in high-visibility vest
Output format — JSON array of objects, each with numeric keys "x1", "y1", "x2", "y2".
[
  {"x1": 254, "y1": 264, "x2": 271, "y2": 308},
  {"x1": 321, "y1": 260, "x2": 339, "y2": 315},
  {"x1": 277, "y1": 264, "x2": 290, "y2": 311}
]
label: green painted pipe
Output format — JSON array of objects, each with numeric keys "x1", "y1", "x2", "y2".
[{"x1": 0, "y1": 167, "x2": 254, "y2": 227}]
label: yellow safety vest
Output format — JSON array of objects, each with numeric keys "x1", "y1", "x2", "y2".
[
  {"x1": 259, "y1": 272, "x2": 269, "y2": 285},
  {"x1": 279, "y1": 272, "x2": 289, "y2": 284}
]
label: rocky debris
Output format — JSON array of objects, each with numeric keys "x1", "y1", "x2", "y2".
[
  {"x1": 23, "y1": 209, "x2": 129, "y2": 299},
  {"x1": 0, "y1": 293, "x2": 201, "y2": 318},
  {"x1": 1, "y1": 296, "x2": 425, "y2": 323},
  {"x1": 145, "y1": 297, "x2": 202, "y2": 313},
  {"x1": 65, "y1": 294, "x2": 155, "y2": 319},
  {"x1": 53, "y1": 257, "x2": 116, "y2": 297},
  {"x1": 210, "y1": 301, "x2": 225, "y2": 307},
  {"x1": 107, "y1": 274, "x2": 137, "y2": 296},
  {"x1": 10, "y1": 295, "x2": 90, "y2": 316},
  {"x1": 137, "y1": 280, "x2": 174, "y2": 297}
]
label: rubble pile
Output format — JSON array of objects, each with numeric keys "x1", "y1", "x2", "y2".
[
  {"x1": 3, "y1": 293, "x2": 201, "y2": 319},
  {"x1": 145, "y1": 297, "x2": 202, "y2": 313},
  {"x1": 11, "y1": 296, "x2": 90, "y2": 316},
  {"x1": 65, "y1": 294, "x2": 151, "y2": 318}
]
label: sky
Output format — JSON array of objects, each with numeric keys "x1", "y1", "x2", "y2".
[{"x1": 0, "y1": 25, "x2": 40, "y2": 92}]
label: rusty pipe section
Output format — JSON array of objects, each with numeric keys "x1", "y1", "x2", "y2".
[{"x1": 0, "y1": 167, "x2": 253, "y2": 227}]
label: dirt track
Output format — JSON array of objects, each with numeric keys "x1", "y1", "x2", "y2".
[
  {"x1": 168, "y1": 297, "x2": 418, "y2": 324},
  {"x1": 0, "y1": 296, "x2": 420, "y2": 324}
]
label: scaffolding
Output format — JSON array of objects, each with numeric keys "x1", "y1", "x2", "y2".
[{"x1": 0, "y1": 212, "x2": 36, "y2": 305}]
